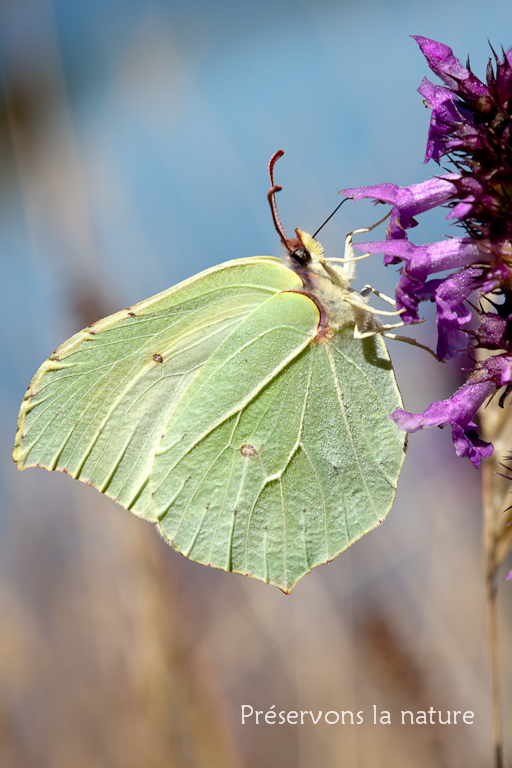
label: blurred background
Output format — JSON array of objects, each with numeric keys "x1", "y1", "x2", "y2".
[{"x1": 1, "y1": 0, "x2": 512, "y2": 766}]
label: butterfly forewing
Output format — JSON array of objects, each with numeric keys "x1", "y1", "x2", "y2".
[{"x1": 14, "y1": 258, "x2": 301, "y2": 520}]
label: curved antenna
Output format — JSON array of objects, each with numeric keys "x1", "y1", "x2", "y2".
[
  {"x1": 267, "y1": 150, "x2": 289, "y2": 249},
  {"x1": 312, "y1": 197, "x2": 349, "y2": 239}
]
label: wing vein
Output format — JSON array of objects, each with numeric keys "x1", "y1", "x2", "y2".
[{"x1": 325, "y1": 346, "x2": 379, "y2": 519}]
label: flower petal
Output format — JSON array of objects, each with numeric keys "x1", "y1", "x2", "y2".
[
  {"x1": 418, "y1": 77, "x2": 474, "y2": 162},
  {"x1": 451, "y1": 424, "x2": 494, "y2": 466},
  {"x1": 433, "y1": 268, "x2": 480, "y2": 359},
  {"x1": 413, "y1": 36, "x2": 491, "y2": 106},
  {"x1": 354, "y1": 238, "x2": 485, "y2": 274},
  {"x1": 341, "y1": 176, "x2": 459, "y2": 239},
  {"x1": 391, "y1": 379, "x2": 495, "y2": 466}
]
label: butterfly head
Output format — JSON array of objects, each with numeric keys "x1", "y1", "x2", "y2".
[{"x1": 293, "y1": 229, "x2": 324, "y2": 264}]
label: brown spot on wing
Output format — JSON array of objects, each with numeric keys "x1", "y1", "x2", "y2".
[{"x1": 240, "y1": 443, "x2": 259, "y2": 458}]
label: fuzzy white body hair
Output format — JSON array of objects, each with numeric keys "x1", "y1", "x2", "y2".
[{"x1": 287, "y1": 229, "x2": 380, "y2": 336}]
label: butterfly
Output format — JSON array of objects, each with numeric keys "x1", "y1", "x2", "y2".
[{"x1": 13, "y1": 151, "x2": 406, "y2": 593}]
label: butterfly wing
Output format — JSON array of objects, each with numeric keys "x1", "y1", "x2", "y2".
[
  {"x1": 14, "y1": 256, "x2": 405, "y2": 592},
  {"x1": 300, "y1": 328, "x2": 406, "y2": 559},
  {"x1": 13, "y1": 258, "x2": 305, "y2": 521},
  {"x1": 151, "y1": 288, "x2": 322, "y2": 586},
  {"x1": 152, "y1": 321, "x2": 405, "y2": 592}
]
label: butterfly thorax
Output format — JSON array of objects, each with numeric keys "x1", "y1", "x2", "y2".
[{"x1": 283, "y1": 228, "x2": 376, "y2": 337}]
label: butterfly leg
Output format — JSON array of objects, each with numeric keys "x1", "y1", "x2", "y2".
[
  {"x1": 354, "y1": 319, "x2": 407, "y2": 339},
  {"x1": 360, "y1": 284, "x2": 397, "y2": 308},
  {"x1": 320, "y1": 209, "x2": 392, "y2": 286},
  {"x1": 344, "y1": 294, "x2": 405, "y2": 317},
  {"x1": 354, "y1": 319, "x2": 438, "y2": 360},
  {"x1": 381, "y1": 332, "x2": 439, "y2": 360},
  {"x1": 324, "y1": 209, "x2": 392, "y2": 268}
]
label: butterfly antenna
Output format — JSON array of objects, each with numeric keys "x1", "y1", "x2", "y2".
[
  {"x1": 267, "y1": 150, "x2": 289, "y2": 248},
  {"x1": 312, "y1": 197, "x2": 349, "y2": 239}
]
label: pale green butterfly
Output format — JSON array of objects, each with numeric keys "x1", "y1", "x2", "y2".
[{"x1": 13, "y1": 151, "x2": 406, "y2": 593}]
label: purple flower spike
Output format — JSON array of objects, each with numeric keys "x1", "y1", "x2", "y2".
[
  {"x1": 345, "y1": 37, "x2": 512, "y2": 465},
  {"x1": 506, "y1": 570, "x2": 512, "y2": 582}
]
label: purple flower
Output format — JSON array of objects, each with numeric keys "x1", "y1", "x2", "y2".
[
  {"x1": 413, "y1": 37, "x2": 493, "y2": 106},
  {"x1": 342, "y1": 37, "x2": 512, "y2": 463},
  {"x1": 352, "y1": 237, "x2": 488, "y2": 353},
  {"x1": 342, "y1": 176, "x2": 459, "y2": 241},
  {"x1": 392, "y1": 379, "x2": 495, "y2": 467},
  {"x1": 392, "y1": 351, "x2": 512, "y2": 467},
  {"x1": 418, "y1": 78, "x2": 474, "y2": 163}
]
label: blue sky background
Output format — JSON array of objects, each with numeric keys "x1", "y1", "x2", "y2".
[{"x1": 1, "y1": 1, "x2": 512, "y2": 765}]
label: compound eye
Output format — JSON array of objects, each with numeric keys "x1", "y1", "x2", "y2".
[{"x1": 291, "y1": 247, "x2": 311, "y2": 265}]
